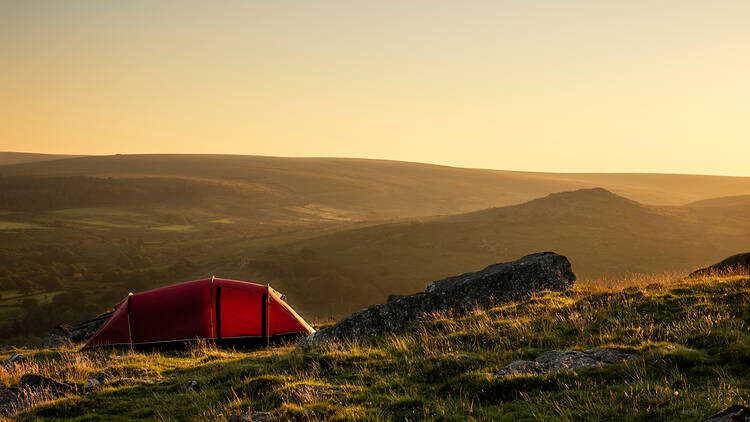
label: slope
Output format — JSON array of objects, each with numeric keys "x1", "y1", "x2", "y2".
[
  {"x1": 3, "y1": 155, "x2": 750, "y2": 222},
  {"x1": 0, "y1": 152, "x2": 86, "y2": 166},
  {"x1": 5, "y1": 275, "x2": 750, "y2": 421},
  {"x1": 224, "y1": 188, "x2": 750, "y2": 318}
]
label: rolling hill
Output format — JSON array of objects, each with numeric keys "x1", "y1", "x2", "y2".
[
  {"x1": 4, "y1": 274, "x2": 750, "y2": 421},
  {"x1": 202, "y1": 188, "x2": 750, "y2": 319},
  {"x1": 3, "y1": 154, "x2": 750, "y2": 224},
  {"x1": 0, "y1": 152, "x2": 86, "y2": 166},
  {"x1": 2, "y1": 154, "x2": 750, "y2": 344}
]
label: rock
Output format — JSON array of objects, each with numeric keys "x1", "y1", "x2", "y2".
[
  {"x1": 299, "y1": 252, "x2": 575, "y2": 348},
  {"x1": 703, "y1": 405, "x2": 750, "y2": 422},
  {"x1": 180, "y1": 380, "x2": 199, "y2": 392},
  {"x1": 3, "y1": 353, "x2": 27, "y2": 368},
  {"x1": 492, "y1": 360, "x2": 545, "y2": 377},
  {"x1": 1, "y1": 374, "x2": 73, "y2": 416},
  {"x1": 84, "y1": 372, "x2": 110, "y2": 389},
  {"x1": 0, "y1": 387, "x2": 23, "y2": 416},
  {"x1": 70, "y1": 311, "x2": 114, "y2": 343},
  {"x1": 112, "y1": 377, "x2": 160, "y2": 386},
  {"x1": 291, "y1": 384, "x2": 341, "y2": 400},
  {"x1": 43, "y1": 311, "x2": 114, "y2": 347},
  {"x1": 690, "y1": 253, "x2": 750, "y2": 278},
  {"x1": 70, "y1": 356, "x2": 89, "y2": 365},
  {"x1": 229, "y1": 411, "x2": 276, "y2": 422},
  {"x1": 19, "y1": 373, "x2": 74, "y2": 394},
  {"x1": 492, "y1": 349, "x2": 638, "y2": 378},
  {"x1": 43, "y1": 324, "x2": 74, "y2": 348}
]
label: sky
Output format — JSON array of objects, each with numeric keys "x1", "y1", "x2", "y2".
[{"x1": 1, "y1": 1, "x2": 749, "y2": 175}]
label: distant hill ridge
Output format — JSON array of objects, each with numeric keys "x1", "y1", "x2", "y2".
[
  {"x1": 0, "y1": 152, "x2": 87, "y2": 167},
  {"x1": 687, "y1": 194, "x2": 750, "y2": 208},
  {"x1": 3, "y1": 154, "x2": 750, "y2": 215},
  {"x1": 229, "y1": 186, "x2": 750, "y2": 317}
]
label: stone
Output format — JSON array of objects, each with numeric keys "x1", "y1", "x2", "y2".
[
  {"x1": 19, "y1": 373, "x2": 74, "y2": 393},
  {"x1": 703, "y1": 405, "x2": 750, "y2": 422},
  {"x1": 690, "y1": 253, "x2": 750, "y2": 278},
  {"x1": 291, "y1": 384, "x2": 341, "y2": 400},
  {"x1": 180, "y1": 380, "x2": 199, "y2": 392},
  {"x1": 298, "y1": 252, "x2": 575, "y2": 348},
  {"x1": 70, "y1": 356, "x2": 89, "y2": 365},
  {"x1": 228, "y1": 411, "x2": 276, "y2": 422},
  {"x1": 3, "y1": 353, "x2": 27, "y2": 368},
  {"x1": 0, "y1": 387, "x2": 23, "y2": 416},
  {"x1": 1, "y1": 374, "x2": 73, "y2": 416},
  {"x1": 491, "y1": 360, "x2": 544, "y2": 377},
  {"x1": 43, "y1": 310, "x2": 114, "y2": 347},
  {"x1": 42, "y1": 324, "x2": 74, "y2": 348},
  {"x1": 491, "y1": 349, "x2": 638, "y2": 378},
  {"x1": 84, "y1": 372, "x2": 110, "y2": 389},
  {"x1": 69, "y1": 311, "x2": 114, "y2": 343}
]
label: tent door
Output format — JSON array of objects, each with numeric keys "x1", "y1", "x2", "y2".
[
  {"x1": 217, "y1": 286, "x2": 264, "y2": 339},
  {"x1": 215, "y1": 286, "x2": 222, "y2": 340}
]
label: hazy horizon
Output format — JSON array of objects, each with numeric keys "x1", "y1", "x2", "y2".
[
  {"x1": 3, "y1": 1, "x2": 750, "y2": 176},
  {"x1": 6, "y1": 151, "x2": 750, "y2": 179}
]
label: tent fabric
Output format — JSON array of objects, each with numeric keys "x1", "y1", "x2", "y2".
[
  {"x1": 85, "y1": 278, "x2": 314, "y2": 348},
  {"x1": 85, "y1": 297, "x2": 131, "y2": 347}
]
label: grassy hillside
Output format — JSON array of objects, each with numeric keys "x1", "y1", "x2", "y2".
[
  {"x1": 219, "y1": 188, "x2": 750, "y2": 318},
  {"x1": 3, "y1": 186, "x2": 750, "y2": 345},
  {"x1": 0, "y1": 153, "x2": 86, "y2": 167},
  {"x1": 5, "y1": 155, "x2": 750, "y2": 217},
  {"x1": 2, "y1": 153, "x2": 750, "y2": 344},
  {"x1": 687, "y1": 195, "x2": 750, "y2": 208},
  {"x1": 2, "y1": 274, "x2": 749, "y2": 421}
]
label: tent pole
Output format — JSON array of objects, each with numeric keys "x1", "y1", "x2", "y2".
[
  {"x1": 209, "y1": 276, "x2": 215, "y2": 340},
  {"x1": 265, "y1": 284, "x2": 270, "y2": 348},
  {"x1": 126, "y1": 294, "x2": 133, "y2": 350}
]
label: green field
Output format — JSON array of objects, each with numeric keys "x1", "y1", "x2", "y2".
[
  {"x1": 3, "y1": 154, "x2": 750, "y2": 346},
  {"x1": 0, "y1": 221, "x2": 47, "y2": 230},
  {"x1": 2, "y1": 274, "x2": 748, "y2": 421},
  {"x1": 51, "y1": 209, "x2": 143, "y2": 218}
]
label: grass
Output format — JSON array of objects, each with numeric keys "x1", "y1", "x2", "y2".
[
  {"x1": 0, "y1": 221, "x2": 47, "y2": 230},
  {"x1": 51, "y1": 209, "x2": 143, "y2": 218},
  {"x1": 3, "y1": 274, "x2": 749, "y2": 421},
  {"x1": 150, "y1": 225, "x2": 195, "y2": 232}
]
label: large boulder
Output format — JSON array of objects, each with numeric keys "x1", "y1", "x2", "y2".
[
  {"x1": 298, "y1": 252, "x2": 575, "y2": 348},
  {"x1": 690, "y1": 253, "x2": 750, "y2": 278}
]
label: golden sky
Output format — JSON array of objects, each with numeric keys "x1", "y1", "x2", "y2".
[{"x1": 1, "y1": 1, "x2": 749, "y2": 175}]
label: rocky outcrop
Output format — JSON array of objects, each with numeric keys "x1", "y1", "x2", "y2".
[
  {"x1": 491, "y1": 349, "x2": 638, "y2": 378},
  {"x1": 0, "y1": 374, "x2": 73, "y2": 416},
  {"x1": 703, "y1": 405, "x2": 750, "y2": 422},
  {"x1": 2, "y1": 353, "x2": 27, "y2": 368},
  {"x1": 43, "y1": 324, "x2": 74, "y2": 348},
  {"x1": 298, "y1": 252, "x2": 575, "y2": 348},
  {"x1": 690, "y1": 253, "x2": 750, "y2": 278},
  {"x1": 43, "y1": 311, "x2": 113, "y2": 347}
]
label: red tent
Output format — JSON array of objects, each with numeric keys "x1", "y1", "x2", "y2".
[{"x1": 84, "y1": 277, "x2": 314, "y2": 348}]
